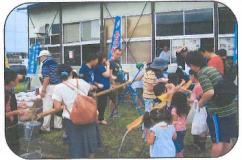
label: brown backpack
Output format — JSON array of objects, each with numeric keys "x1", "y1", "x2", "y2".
[{"x1": 63, "y1": 79, "x2": 97, "y2": 125}]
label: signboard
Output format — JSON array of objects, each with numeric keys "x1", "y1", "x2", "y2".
[
  {"x1": 109, "y1": 16, "x2": 122, "y2": 59},
  {"x1": 69, "y1": 51, "x2": 74, "y2": 59},
  {"x1": 27, "y1": 43, "x2": 41, "y2": 74}
]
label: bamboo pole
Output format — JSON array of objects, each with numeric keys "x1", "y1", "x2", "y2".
[
  {"x1": 6, "y1": 81, "x2": 131, "y2": 120},
  {"x1": 94, "y1": 81, "x2": 131, "y2": 97},
  {"x1": 36, "y1": 108, "x2": 63, "y2": 120},
  {"x1": 126, "y1": 80, "x2": 193, "y2": 131}
]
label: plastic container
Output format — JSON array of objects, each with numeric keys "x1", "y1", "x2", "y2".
[{"x1": 23, "y1": 121, "x2": 41, "y2": 140}]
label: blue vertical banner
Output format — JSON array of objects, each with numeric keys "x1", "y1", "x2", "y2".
[
  {"x1": 233, "y1": 22, "x2": 238, "y2": 64},
  {"x1": 109, "y1": 16, "x2": 122, "y2": 59},
  {"x1": 27, "y1": 42, "x2": 41, "y2": 74}
]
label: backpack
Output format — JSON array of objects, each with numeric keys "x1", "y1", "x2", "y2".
[
  {"x1": 213, "y1": 77, "x2": 237, "y2": 107},
  {"x1": 63, "y1": 79, "x2": 97, "y2": 125}
]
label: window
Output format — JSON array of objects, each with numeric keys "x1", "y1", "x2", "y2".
[
  {"x1": 51, "y1": 35, "x2": 60, "y2": 45},
  {"x1": 45, "y1": 36, "x2": 50, "y2": 44},
  {"x1": 30, "y1": 38, "x2": 35, "y2": 46},
  {"x1": 48, "y1": 47, "x2": 61, "y2": 63},
  {"x1": 219, "y1": 7, "x2": 236, "y2": 34},
  {"x1": 63, "y1": 23, "x2": 80, "y2": 43},
  {"x1": 81, "y1": 20, "x2": 100, "y2": 41},
  {"x1": 104, "y1": 17, "x2": 126, "y2": 40},
  {"x1": 156, "y1": 11, "x2": 183, "y2": 36},
  {"x1": 156, "y1": 40, "x2": 170, "y2": 57},
  {"x1": 64, "y1": 46, "x2": 81, "y2": 66},
  {"x1": 127, "y1": 41, "x2": 151, "y2": 64},
  {"x1": 51, "y1": 24, "x2": 61, "y2": 34},
  {"x1": 185, "y1": 8, "x2": 213, "y2": 35},
  {"x1": 127, "y1": 15, "x2": 151, "y2": 38},
  {"x1": 200, "y1": 38, "x2": 214, "y2": 51},
  {"x1": 82, "y1": 44, "x2": 100, "y2": 63}
]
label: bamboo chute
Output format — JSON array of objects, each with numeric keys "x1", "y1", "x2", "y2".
[
  {"x1": 126, "y1": 80, "x2": 192, "y2": 131},
  {"x1": 6, "y1": 81, "x2": 131, "y2": 120}
]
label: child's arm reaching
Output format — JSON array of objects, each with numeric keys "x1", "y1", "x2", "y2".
[{"x1": 146, "y1": 130, "x2": 155, "y2": 145}]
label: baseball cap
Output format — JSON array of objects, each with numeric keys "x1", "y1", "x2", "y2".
[{"x1": 37, "y1": 50, "x2": 50, "y2": 58}]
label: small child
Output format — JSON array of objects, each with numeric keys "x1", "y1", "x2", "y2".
[
  {"x1": 170, "y1": 92, "x2": 189, "y2": 157},
  {"x1": 189, "y1": 70, "x2": 207, "y2": 151},
  {"x1": 153, "y1": 82, "x2": 167, "y2": 104},
  {"x1": 143, "y1": 108, "x2": 177, "y2": 158}
]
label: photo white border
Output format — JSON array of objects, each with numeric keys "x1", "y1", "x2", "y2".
[{"x1": 0, "y1": 0, "x2": 241, "y2": 159}]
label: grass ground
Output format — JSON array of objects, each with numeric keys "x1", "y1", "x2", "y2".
[{"x1": 18, "y1": 103, "x2": 212, "y2": 158}]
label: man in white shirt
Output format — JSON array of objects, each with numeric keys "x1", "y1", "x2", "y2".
[{"x1": 159, "y1": 46, "x2": 170, "y2": 62}]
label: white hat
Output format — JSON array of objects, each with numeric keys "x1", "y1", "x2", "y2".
[{"x1": 37, "y1": 50, "x2": 50, "y2": 58}]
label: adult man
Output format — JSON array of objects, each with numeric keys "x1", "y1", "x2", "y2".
[
  {"x1": 159, "y1": 45, "x2": 170, "y2": 62},
  {"x1": 39, "y1": 50, "x2": 62, "y2": 132},
  {"x1": 185, "y1": 51, "x2": 237, "y2": 157},
  {"x1": 109, "y1": 48, "x2": 126, "y2": 117},
  {"x1": 199, "y1": 47, "x2": 224, "y2": 75},
  {"x1": 216, "y1": 49, "x2": 237, "y2": 81},
  {"x1": 176, "y1": 47, "x2": 188, "y2": 70},
  {"x1": 110, "y1": 48, "x2": 123, "y2": 83}
]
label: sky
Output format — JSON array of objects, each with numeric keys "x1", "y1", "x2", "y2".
[{"x1": 5, "y1": 4, "x2": 28, "y2": 53}]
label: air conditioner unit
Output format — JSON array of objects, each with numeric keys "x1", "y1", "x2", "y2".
[{"x1": 35, "y1": 24, "x2": 49, "y2": 36}]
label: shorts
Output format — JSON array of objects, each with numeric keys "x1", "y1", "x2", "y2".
[
  {"x1": 173, "y1": 131, "x2": 186, "y2": 153},
  {"x1": 207, "y1": 113, "x2": 238, "y2": 143}
]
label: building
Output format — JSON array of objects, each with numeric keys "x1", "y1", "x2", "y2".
[{"x1": 27, "y1": 1, "x2": 236, "y2": 69}]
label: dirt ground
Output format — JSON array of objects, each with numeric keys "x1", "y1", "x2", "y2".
[{"x1": 17, "y1": 104, "x2": 213, "y2": 159}]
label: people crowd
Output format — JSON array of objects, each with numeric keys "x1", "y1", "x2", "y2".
[{"x1": 5, "y1": 45, "x2": 238, "y2": 158}]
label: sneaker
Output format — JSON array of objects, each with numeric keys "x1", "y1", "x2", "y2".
[{"x1": 99, "y1": 120, "x2": 108, "y2": 125}]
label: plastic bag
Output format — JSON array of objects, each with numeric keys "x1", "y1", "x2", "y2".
[
  {"x1": 186, "y1": 100, "x2": 197, "y2": 125},
  {"x1": 191, "y1": 102, "x2": 208, "y2": 135}
]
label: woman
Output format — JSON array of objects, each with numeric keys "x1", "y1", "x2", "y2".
[
  {"x1": 5, "y1": 68, "x2": 21, "y2": 154},
  {"x1": 52, "y1": 64, "x2": 101, "y2": 158},
  {"x1": 94, "y1": 55, "x2": 111, "y2": 125}
]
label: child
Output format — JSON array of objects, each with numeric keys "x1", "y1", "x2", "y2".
[
  {"x1": 143, "y1": 58, "x2": 168, "y2": 112},
  {"x1": 170, "y1": 92, "x2": 189, "y2": 157},
  {"x1": 189, "y1": 70, "x2": 207, "y2": 151},
  {"x1": 153, "y1": 82, "x2": 167, "y2": 104},
  {"x1": 143, "y1": 108, "x2": 177, "y2": 158}
]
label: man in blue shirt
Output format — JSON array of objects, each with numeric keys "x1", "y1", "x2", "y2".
[
  {"x1": 79, "y1": 53, "x2": 99, "y2": 88},
  {"x1": 38, "y1": 50, "x2": 62, "y2": 132}
]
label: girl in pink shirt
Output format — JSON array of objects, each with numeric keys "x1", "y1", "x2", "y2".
[{"x1": 171, "y1": 92, "x2": 189, "y2": 157}]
